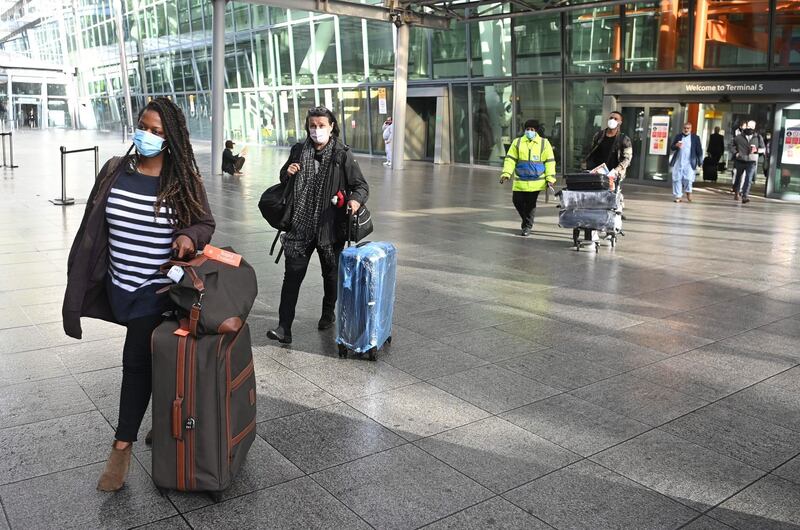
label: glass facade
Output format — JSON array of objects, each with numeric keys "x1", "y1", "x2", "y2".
[
  {"x1": 0, "y1": 0, "x2": 795, "y2": 174},
  {"x1": 773, "y1": 0, "x2": 800, "y2": 69},
  {"x1": 625, "y1": 0, "x2": 689, "y2": 72},
  {"x1": 693, "y1": 0, "x2": 770, "y2": 70}
]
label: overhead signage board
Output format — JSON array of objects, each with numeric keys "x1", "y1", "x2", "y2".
[{"x1": 606, "y1": 80, "x2": 800, "y2": 98}]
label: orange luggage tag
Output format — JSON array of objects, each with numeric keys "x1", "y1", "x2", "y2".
[
  {"x1": 173, "y1": 327, "x2": 190, "y2": 337},
  {"x1": 202, "y1": 244, "x2": 242, "y2": 267}
]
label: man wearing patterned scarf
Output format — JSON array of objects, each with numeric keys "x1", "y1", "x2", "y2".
[{"x1": 268, "y1": 106, "x2": 369, "y2": 344}]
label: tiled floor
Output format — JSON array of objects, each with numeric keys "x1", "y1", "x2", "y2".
[{"x1": 0, "y1": 129, "x2": 799, "y2": 529}]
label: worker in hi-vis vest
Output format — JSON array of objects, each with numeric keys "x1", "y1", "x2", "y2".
[{"x1": 500, "y1": 119, "x2": 557, "y2": 237}]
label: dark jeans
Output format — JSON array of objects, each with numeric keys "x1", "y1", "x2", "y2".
[
  {"x1": 512, "y1": 190, "x2": 540, "y2": 230},
  {"x1": 278, "y1": 242, "x2": 343, "y2": 333},
  {"x1": 733, "y1": 160, "x2": 756, "y2": 197},
  {"x1": 116, "y1": 314, "x2": 164, "y2": 442}
]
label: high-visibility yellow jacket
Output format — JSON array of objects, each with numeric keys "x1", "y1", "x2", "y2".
[{"x1": 501, "y1": 134, "x2": 557, "y2": 192}]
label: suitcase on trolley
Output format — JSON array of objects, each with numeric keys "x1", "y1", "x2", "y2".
[
  {"x1": 559, "y1": 189, "x2": 622, "y2": 210},
  {"x1": 151, "y1": 319, "x2": 257, "y2": 494},
  {"x1": 336, "y1": 242, "x2": 397, "y2": 361},
  {"x1": 564, "y1": 172, "x2": 611, "y2": 191},
  {"x1": 558, "y1": 208, "x2": 622, "y2": 232}
]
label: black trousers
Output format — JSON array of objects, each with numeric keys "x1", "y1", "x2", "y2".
[
  {"x1": 278, "y1": 242, "x2": 343, "y2": 333},
  {"x1": 512, "y1": 190, "x2": 541, "y2": 230},
  {"x1": 116, "y1": 314, "x2": 164, "y2": 442}
]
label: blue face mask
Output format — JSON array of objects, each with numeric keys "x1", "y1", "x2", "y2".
[
  {"x1": 525, "y1": 130, "x2": 536, "y2": 140},
  {"x1": 133, "y1": 129, "x2": 166, "y2": 157}
]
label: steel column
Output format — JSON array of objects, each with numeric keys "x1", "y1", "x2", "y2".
[
  {"x1": 211, "y1": 0, "x2": 227, "y2": 176},
  {"x1": 391, "y1": 22, "x2": 410, "y2": 171},
  {"x1": 114, "y1": 0, "x2": 134, "y2": 140}
]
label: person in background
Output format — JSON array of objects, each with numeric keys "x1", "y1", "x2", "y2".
[
  {"x1": 764, "y1": 132, "x2": 772, "y2": 179},
  {"x1": 267, "y1": 106, "x2": 369, "y2": 345},
  {"x1": 670, "y1": 122, "x2": 703, "y2": 203},
  {"x1": 382, "y1": 117, "x2": 393, "y2": 167},
  {"x1": 500, "y1": 118, "x2": 556, "y2": 237},
  {"x1": 585, "y1": 111, "x2": 633, "y2": 183},
  {"x1": 62, "y1": 97, "x2": 215, "y2": 492},
  {"x1": 707, "y1": 126, "x2": 724, "y2": 166},
  {"x1": 732, "y1": 119, "x2": 765, "y2": 203},
  {"x1": 581, "y1": 110, "x2": 633, "y2": 239},
  {"x1": 222, "y1": 139, "x2": 246, "y2": 175}
]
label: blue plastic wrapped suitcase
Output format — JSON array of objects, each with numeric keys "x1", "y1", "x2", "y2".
[{"x1": 336, "y1": 242, "x2": 397, "y2": 361}]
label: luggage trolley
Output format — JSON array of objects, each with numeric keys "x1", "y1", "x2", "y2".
[{"x1": 557, "y1": 173, "x2": 625, "y2": 252}]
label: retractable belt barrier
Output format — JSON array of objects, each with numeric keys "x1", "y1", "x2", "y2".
[
  {"x1": 0, "y1": 132, "x2": 18, "y2": 168},
  {"x1": 50, "y1": 145, "x2": 99, "y2": 206}
]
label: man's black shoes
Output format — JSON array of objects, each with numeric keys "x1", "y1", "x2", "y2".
[
  {"x1": 267, "y1": 326, "x2": 292, "y2": 344},
  {"x1": 318, "y1": 313, "x2": 336, "y2": 330}
]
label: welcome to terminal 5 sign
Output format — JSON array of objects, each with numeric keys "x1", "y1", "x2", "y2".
[{"x1": 606, "y1": 80, "x2": 800, "y2": 98}]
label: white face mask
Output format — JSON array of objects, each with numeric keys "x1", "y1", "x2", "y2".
[
  {"x1": 310, "y1": 127, "x2": 331, "y2": 145},
  {"x1": 607, "y1": 118, "x2": 619, "y2": 130}
]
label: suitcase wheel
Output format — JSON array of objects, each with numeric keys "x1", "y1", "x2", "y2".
[
  {"x1": 156, "y1": 487, "x2": 168, "y2": 498},
  {"x1": 386, "y1": 336, "x2": 392, "y2": 346},
  {"x1": 338, "y1": 344, "x2": 348, "y2": 359},
  {"x1": 367, "y1": 348, "x2": 377, "y2": 362},
  {"x1": 209, "y1": 491, "x2": 224, "y2": 503}
]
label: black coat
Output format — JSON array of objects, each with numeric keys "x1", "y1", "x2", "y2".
[
  {"x1": 222, "y1": 148, "x2": 240, "y2": 174},
  {"x1": 707, "y1": 133, "x2": 724, "y2": 160},
  {"x1": 279, "y1": 138, "x2": 369, "y2": 247},
  {"x1": 669, "y1": 133, "x2": 704, "y2": 169},
  {"x1": 62, "y1": 157, "x2": 215, "y2": 339}
]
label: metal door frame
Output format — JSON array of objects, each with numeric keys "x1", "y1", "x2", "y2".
[
  {"x1": 617, "y1": 100, "x2": 684, "y2": 181},
  {"x1": 766, "y1": 102, "x2": 800, "y2": 199}
]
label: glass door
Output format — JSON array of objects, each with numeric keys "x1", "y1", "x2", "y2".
[
  {"x1": 619, "y1": 106, "x2": 645, "y2": 180},
  {"x1": 642, "y1": 104, "x2": 681, "y2": 182},
  {"x1": 618, "y1": 103, "x2": 680, "y2": 181},
  {"x1": 768, "y1": 104, "x2": 800, "y2": 199}
]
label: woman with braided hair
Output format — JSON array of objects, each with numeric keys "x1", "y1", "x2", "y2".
[
  {"x1": 62, "y1": 96, "x2": 215, "y2": 491},
  {"x1": 267, "y1": 106, "x2": 369, "y2": 344}
]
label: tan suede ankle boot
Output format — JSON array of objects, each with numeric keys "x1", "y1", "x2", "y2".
[{"x1": 97, "y1": 443, "x2": 132, "y2": 492}]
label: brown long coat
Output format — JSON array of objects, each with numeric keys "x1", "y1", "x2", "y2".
[{"x1": 62, "y1": 157, "x2": 216, "y2": 339}]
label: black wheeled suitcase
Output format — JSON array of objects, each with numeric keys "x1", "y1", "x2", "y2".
[
  {"x1": 702, "y1": 157, "x2": 718, "y2": 181},
  {"x1": 564, "y1": 173, "x2": 610, "y2": 191}
]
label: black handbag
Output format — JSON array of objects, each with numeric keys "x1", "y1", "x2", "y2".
[
  {"x1": 258, "y1": 175, "x2": 296, "y2": 264},
  {"x1": 258, "y1": 176, "x2": 294, "y2": 231},
  {"x1": 344, "y1": 205, "x2": 374, "y2": 244}
]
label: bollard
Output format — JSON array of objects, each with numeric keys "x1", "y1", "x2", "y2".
[
  {"x1": 50, "y1": 145, "x2": 99, "y2": 206},
  {"x1": 0, "y1": 132, "x2": 18, "y2": 168}
]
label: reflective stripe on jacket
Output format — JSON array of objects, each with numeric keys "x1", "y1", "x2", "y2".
[{"x1": 501, "y1": 135, "x2": 557, "y2": 192}]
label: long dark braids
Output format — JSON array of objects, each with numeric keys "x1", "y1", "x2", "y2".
[{"x1": 129, "y1": 97, "x2": 206, "y2": 228}]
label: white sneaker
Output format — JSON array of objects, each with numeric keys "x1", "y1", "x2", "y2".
[{"x1": 382, "y1": 161, "x2": 389, "y2": 166}]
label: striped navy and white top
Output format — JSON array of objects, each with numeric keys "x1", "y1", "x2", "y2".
[{"x1": 105, "y1": 171, "x2": 175, "y2": 321}]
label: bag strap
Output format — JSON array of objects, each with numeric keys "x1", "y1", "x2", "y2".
[
  {"x1": 270, "y1": 231, "x2": 284, "y2": 264},
  {"x1": 346, "y1": 208, "x2": 353, "y2": 247}
]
